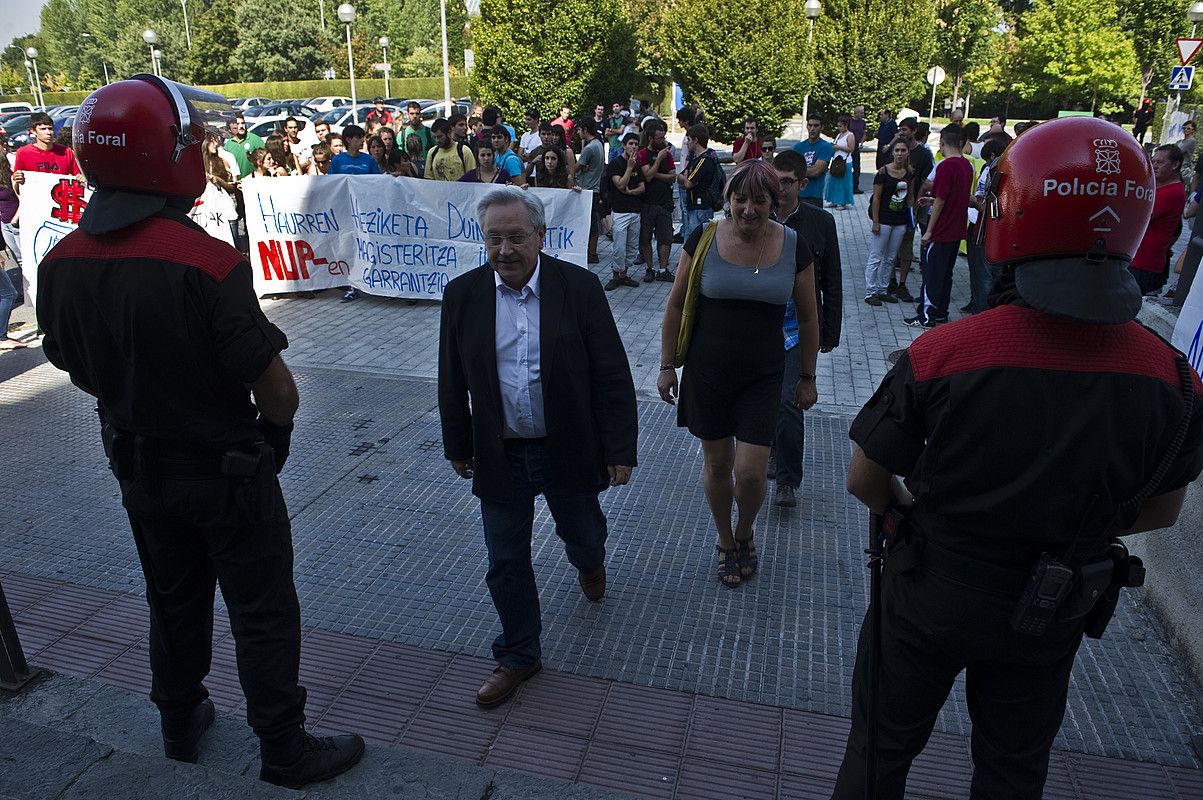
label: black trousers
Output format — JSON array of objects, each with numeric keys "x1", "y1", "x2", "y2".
[
  {"x1": 832, "y1": 548, "x2": 1084, "y2": 800},
  {"x1": 119, "y1": 467, "x2": 306, "y2": 750}
]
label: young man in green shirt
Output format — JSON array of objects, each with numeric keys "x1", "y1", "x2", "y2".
[{"x1": 223, "y1": 114, "x2": 265, "y2": 179}]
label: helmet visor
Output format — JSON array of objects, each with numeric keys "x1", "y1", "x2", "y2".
[{"x1": 129, "y1": 73, "x2": 230, "y2": 161}]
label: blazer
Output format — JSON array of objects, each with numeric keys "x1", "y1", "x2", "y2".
[{"x1": 438, "y1": 254, "x2": 639, "y2": 502}]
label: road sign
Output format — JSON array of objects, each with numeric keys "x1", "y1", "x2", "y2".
[
  {"x1": 926, "y1": 66, "x2": 946, "y2": 86},
  {"x1": 1178, "y1": 38, "x2": 1203, "y2": 66},
  {"x1": 1171, "y1": 65, "x2": 1195, "y2": 91}
]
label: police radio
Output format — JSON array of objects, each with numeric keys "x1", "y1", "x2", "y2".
[{"x1": 1010, "y1": 554, "x2": 1076, "y2": 637}]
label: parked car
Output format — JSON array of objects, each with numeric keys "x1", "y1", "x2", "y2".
[
  {"x1": 311, "y1": 104, "x2": 404, "y2": 134},
  {"x1": 1, "y1": 115, "x2": 34, "y2": 146},
  {"x1": 244, "y1": 103, "x2": 319, "y2": 120},
  {"x1": 47, "y1": 105, "x2": 78, "y2": 120},
  {"x1": 418, "y1": 99, "x2": 472, "y2": 122},
  {"x1": 247, "y1": 116, "x2": 317, "y2": 140},
  {"x1": 0, "y1": 102, "x2": 34, "y2": 115},
  {"x1": 305, "y1": 96, "x2": 354, "y2": 113},
  {"x1": 229, "y1": 97, "x2": 272, "y2": 110}
]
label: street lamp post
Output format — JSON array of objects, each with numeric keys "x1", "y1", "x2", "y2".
[
  {"x1": 181, "y1": 0, "x2": 192, "y2": 49},
  {"x1": 319, "y1": 0, "x2": 327, "y2": 32},
  {"x1": 9, "y1": 45, "x2": 35, "y2": 100},
  {"x1": 142, "y1": 29, "x2": 159, "y2": 76},
  {"x1": 25, "y1": 48, "x2": 44, "y2": 110},
  {"x1": 153, "y1": 49, "x2": 163, "y2": 79},
  {"x1": 337, "y1": 4, "x2": 358, "y2": 123},
  {"x1": 379, "y1": 36, "x2": 390, "y2": 99},
  {"x1": 439, "y1": 0, "x2": 452, "y2": 116},
  {"x1": 801, "y1": 0, "x2": 822, "y2": 122}
]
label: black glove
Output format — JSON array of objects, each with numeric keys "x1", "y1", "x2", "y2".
[{"x1": 258, "y1": 417, "x2": 294, "y2": 474}]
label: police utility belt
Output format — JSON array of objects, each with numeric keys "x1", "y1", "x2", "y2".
[
  {"x1": 881, "y1": 351, "x2": 1194, "y2": 641},
  {"x1": 100, "y1": 423, "x2": 276, "y2": 520}
]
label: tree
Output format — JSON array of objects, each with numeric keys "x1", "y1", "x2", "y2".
[
  {"x1": 471, "y1": 0, "x2": 640, "y2": 124},
  {"x1": 964, "y1": 23, "x2": 1022, "y2": 116},
  {"x1": 183, "y1": 0, "x2": 241, "y2": 84},
  {"x1": 234, "y1": 0, "x2": 328, "y2": 80},
  {"x1": 934, "y1": 0, "x2": 1003, "y2": 109},
  {"x1": 648, "y1": 0, "x2": 812, "y2": 141},
  {"x1": 1121, "y1": 0, "x2": 1187, "y2": 104},
  {"x1": 388, "y1": 0, "x2": 467, "y2": 71},
  {"x1": 1016, "y1": 0, "x2": 1138, "y2": 111},
  {"x1": 810, "y1": 0, "x2": 936, "y2": 124}
]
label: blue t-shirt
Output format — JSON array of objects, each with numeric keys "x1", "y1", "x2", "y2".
[
  {"x1": 496, "y1": 150, "x2": 524, "y2": 178},
  {"x1": 329, "y1": 151, "x2": 382, "y2": 175},
  {"x1": 793, "y1": 138, "x2": 834, "y2": 199}
]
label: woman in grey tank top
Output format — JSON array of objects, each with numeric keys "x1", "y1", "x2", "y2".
[{"x1": 657, "y1": 160, "x2": 821, "y2": 588}]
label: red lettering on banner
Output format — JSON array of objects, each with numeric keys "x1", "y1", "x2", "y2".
[{"x1": 258, "y1": 239, "x2": 314, "y2": 281}]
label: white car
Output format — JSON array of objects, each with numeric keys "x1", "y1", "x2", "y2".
[
  {"x1": 305, "y1": 96, "x2": 354, "y2": 113},
  {"x1": 0, "y1": 102, "x2": 34, "y2": 115},
  {"x1": 247, "y1": 116, "x2": 317, "y2": 142},
  {"x1": 310, "y1": 104, "x2": 405, "y2": 135},
  {"x1": 229, "y1": 97, "x2": 272, "y2": 110}
]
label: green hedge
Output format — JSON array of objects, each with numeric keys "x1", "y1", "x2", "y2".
[{"x1": 0, "y1": 76, "x2": 470, "y2": 106}]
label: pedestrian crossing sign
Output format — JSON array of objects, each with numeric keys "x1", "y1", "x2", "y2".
[{"x1": 1171, "y1": 65, "x2": 1195, "y2": 91}]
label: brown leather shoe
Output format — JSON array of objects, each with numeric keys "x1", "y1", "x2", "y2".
[
  {"x1": 578, "y1": 566, "x2": 606, "y2": 601},
  {"x1": 475, "y1": 663, "x2": 541, "y2": 707}
]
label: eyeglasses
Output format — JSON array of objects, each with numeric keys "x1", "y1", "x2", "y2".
[{"x1": 484, "y1": 229, "x2": 538, "y2": 247}]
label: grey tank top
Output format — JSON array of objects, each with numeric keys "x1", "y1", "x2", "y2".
[{"x1": 699, "y1": 226, "x2": 797, "y2": 304}]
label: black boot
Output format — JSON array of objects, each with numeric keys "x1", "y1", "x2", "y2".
[
  {"x1": 161, "y1": 698, "x2": 215, "y2": 764},
  {"x1": 260, "y1": 732, "x2": 366, "y2": 789}
]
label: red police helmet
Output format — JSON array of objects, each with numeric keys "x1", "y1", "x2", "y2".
[
  {"x1": 983, "y1": 116, "x2": 1152, "y2": 324},
  {"x1": 73, "y1": 75, "x2": 218, "y2": 197}
]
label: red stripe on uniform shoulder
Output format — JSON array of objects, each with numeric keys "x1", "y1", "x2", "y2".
[
  {"x1": 44, "y1": 217, "x2": 245, "y2": 282},
  {"x1": 907, "y1": 305, "x2": 1185, "y2": 389}
]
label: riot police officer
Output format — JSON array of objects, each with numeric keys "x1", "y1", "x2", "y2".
[
  {"x1": 831, "y1": 117, "x2": 1203, "y2": 799},
  {"x1": 36, "y1": 76, "x2": 365, "y2": 788}
]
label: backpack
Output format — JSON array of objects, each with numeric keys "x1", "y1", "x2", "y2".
[
  {"x1": 426, "y1": 141, "x2": 469, "y2": 172},
  {"x1": 689, "y1": 153, "x2": 725, "y2": 212}
]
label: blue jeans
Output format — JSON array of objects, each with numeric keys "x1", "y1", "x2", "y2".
[
  {"x1": 773, "y1": 346, "x2": 806, "y2": 489},
  {"x1": 0, "y1": 262, "x2": 17, "y2": 336},
  {"x1": 480, "y1": 439, "x2": 607, "y2": 668},
  {"x1": 680, "y1": 208, "x2": 713, "y2": 244},
  {"x1": 916, "y1": 240, "x2": 959, "y2": 322},
  {"x1": 966, "y1": 229, "x2": 993, "y2": 312}
]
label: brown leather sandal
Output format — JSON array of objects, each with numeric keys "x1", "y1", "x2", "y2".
[{"x1": 716, "y1": 545, "x2": 741, "y2": 588}]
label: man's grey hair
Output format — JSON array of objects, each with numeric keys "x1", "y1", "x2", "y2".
[{"x1": 477, "y1": 186, "x2": 546, "y2": 231}]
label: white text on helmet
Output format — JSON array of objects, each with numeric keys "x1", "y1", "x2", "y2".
[
  {"x1": 1042, "y1": 178, "x2": 1152, "y2": 202},
  {"x1": 85, "y1": 130, "x2": 127, "y2": 147}
]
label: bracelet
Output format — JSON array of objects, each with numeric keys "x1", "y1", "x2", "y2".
[{"x1": 659, "y1": 365, "x2": 676, "y2": 371}]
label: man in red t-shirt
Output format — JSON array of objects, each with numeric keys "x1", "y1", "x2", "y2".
[
  {"x1": 12, "y1": 112, "x2": 82, "y2": 186},
  {"x1": 905, "y1": 125, "x2": 973, "y2": 327},
  {"x1": 732, "y1": 116, "x2": 763, "y2": 164},
  {"x1": 550, "y1": 105, "x2": 575, "y2": 142},
  {"x1": 1130, "y1": 144, "x2": 1187, "y2": 296}
]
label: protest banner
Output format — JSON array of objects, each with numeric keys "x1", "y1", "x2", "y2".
[
  {"x1": 243, "y1": 175, "x2": 592, "y2": 299},
  {"x1": 19, "y1": 172, "x2": 592, "y2": 310},
  {"x1": 1174, "y1": 267, "x2": 1203, "y2": 379}
]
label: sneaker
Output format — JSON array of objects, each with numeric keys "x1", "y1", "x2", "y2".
[
  {"x1": 161, "y1": 699, "x2": 215, "y2": 764},
  {"x1": 893, "y1": 284, "x2": 914, "y2": 302},
  {"x1": 930, "y1": 315, "x2": 950, "y2": 326},
  {"x1": 340, "y1": 289, "x2": 358, "y2": 303},
  {"x1": 904, "y1": 315, "x2": 937, "y2": 328},
  {"x1": 644, "y1": 267, "x2": 656, "y2": 283},
  {"x1": 620, "y1": 275, "x2": 639, "y2": 288},
  {"x1": 774, "y1": 484, "x2": 797, "y2": 508},
  {"x1": 877, "y1": 293, "x2": 899, "y2": 303},
  {"x1": 634, "y1": 252, "x2": 646, "y2": 266},
  {"x1": 655, "y1": 270, "x2": 674, "y2": 282},
  {"x1": 260, "y1": 732, "x2": 366, "y2": 789},
  {"x1": 605, "y1": 277, "x2": 622, "y2": 291},
  {"x1": 864, "y1": 295, "x2": 883, "y2": 306}
]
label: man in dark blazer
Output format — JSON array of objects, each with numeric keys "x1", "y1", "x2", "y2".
[{"x1": 438, "y1": 186, "x2": 638, "y2": 708}]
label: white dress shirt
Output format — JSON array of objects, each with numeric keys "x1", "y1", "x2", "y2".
[{"x1": 495, "y1": 259, "x2": 546, "y2": 438}]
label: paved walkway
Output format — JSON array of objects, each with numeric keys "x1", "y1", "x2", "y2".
[{"x1": 3, "y1": 158, "x2": 1203, "y2": 798}]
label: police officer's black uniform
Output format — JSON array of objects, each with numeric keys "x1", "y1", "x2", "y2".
[
  {"x1": 37, "y1": 207, "x2": 309, "y2": 754},
  {"x1": 832, "y1": 303, "x2": 1203, "y2": 798},
  {"x1": 831, "y1": 117, "x2": 1203, "y2": 800}
]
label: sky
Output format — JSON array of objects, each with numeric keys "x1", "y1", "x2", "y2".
[{"x1": 1, "y1": 0, "x2": 48, "y2": 46}]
